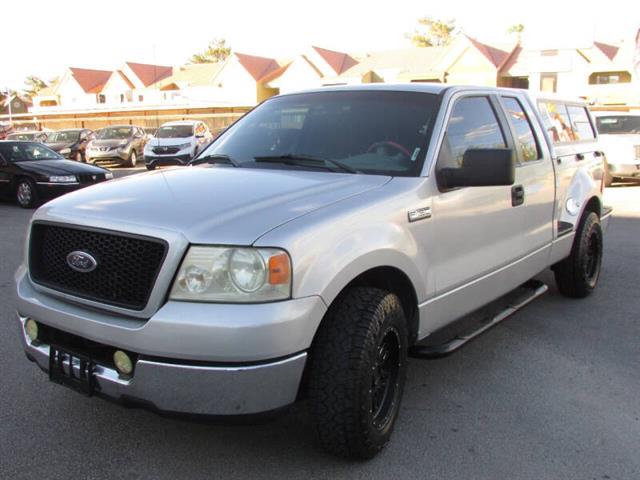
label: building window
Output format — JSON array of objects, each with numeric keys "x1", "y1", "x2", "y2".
[
  {"x1": 138, "y1": 95, "x2": 144, "y2": 102},
  {"x1": 120, "y1": 94, "x2": 125, "y2": 103},
  {"x1": 97, "y1": 94, "x2": 106, "y2": 104},
  {"x1": 588, "y1": 71, "x2": 631, "y2": 85},
  {"x1": 499, "y1": 76, "x2": 529, "y2": 89},
  {"x1": 540, "y1": 73, "x2": 557, "y2": 93}
]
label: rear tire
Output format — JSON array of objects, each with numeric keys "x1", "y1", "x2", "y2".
[
  {"x1": 145, "y1": 163, "x2": 156, "y2": 171},
  {"x1": 554, "y1": 212, "x2": 603, "y2": 298},
  {"x1": 15, "y1": 178, "x2": 38, "y2": 209},
  {"x1": 307, "y1": 287, "x2": 408, "y2": 459}
]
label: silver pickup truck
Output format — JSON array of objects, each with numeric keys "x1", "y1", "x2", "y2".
[{"x1": 15, "y1": 85, "x2": 611, "y2": 459}]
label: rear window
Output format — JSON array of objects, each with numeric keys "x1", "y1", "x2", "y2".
[
  {"x1": 595, "y1": 115, "x2": 640, "y2": 135},
  {"x1": 537, "y1": 101, "x2": 594, "y2": 144}
]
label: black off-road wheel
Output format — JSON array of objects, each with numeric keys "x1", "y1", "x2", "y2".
[
  {"x1": 307, "y1": 287, "x2": 408, "y2": 459},
  {"x1": 15, "y1": 178, "x2": 38, "y2": 209},
  {"x1": 554, "y1": 212, "x2": 603, "y2": 298}
]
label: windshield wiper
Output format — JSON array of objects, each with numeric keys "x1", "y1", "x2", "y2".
[
  {"x1": 254, "y1": 153, "x2": 359, "y2": 174},
  {"x1": 190, "y1": 154, "x2": 240, "y2": 167}
]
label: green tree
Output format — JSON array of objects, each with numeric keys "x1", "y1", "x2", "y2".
[
  {"x1": 408, "y1": 17, "x2": 458, "y2": 47},
  {"x1": 507, "y1": 23, "x2": 525, "y2": 41},
  {"x1": 23, "y1": 75, "x2": 48, "y2": 98},
  {"x1": 189, "y1": 38, "x2": 231, "y2": 64}
]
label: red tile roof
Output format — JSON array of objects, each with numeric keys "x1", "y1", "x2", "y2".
[
  {"x1": 311, "y1": 46, "x2": 358, "y2": 74},
  {"x1": 466, "y1": 36, "x2": 512, "y2": 68},
  {"x1": 593, "y1": 41, "x2": 619, "y2": 61},
  {"x1": 125, "y1": 62, "x2": 173, "y2": 87},
  {"x1": 235, "y1": 53, "x2": 282, "y2": 81},
  {"x1": 69, "y1": 67, "x2": 112, "y2": 93}
]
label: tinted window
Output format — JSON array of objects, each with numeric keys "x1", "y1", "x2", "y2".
[
  {"x1": 567, "y1": 106, "x2": 595, "y2": 140},
  {"x1": 438, "y1": 96, "x2": 506, "y2": 169},
  {"x1": 0, "y1": 142, "x2": 61, "y2": 162},
  {"x1": 537, "y1": 102, "x2": 577, "y2": 144},
  {"x1": 502, "y1": 97, "x2": 540, "y2": 162},
  {"x1": 96, "y1": 127, "x2": 133, "y2": 140},
  {"x1": 595, "y1": 115, "x2": 640, "y2": 134},
  {"x1": 47, "y1": 130, "x2": 80, "y2": 143},
  {"x1": 202, "y1": 91, "x2": 439, "y2": 176}
]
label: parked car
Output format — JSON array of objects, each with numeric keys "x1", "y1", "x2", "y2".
[
  {"x1": 591, "y1": 111, "x2": 640, "y2": 185},
  {"x1": 6, "y1": 131, "x2": 49, "y2": 142},
  {"x1": 15, "y1": 85, "x2": 610, "y2": 459},
  {"x1": 143, "y1": 120, "x2": 212, "y2": 170},
  {"x1": 45, "y1": 128, "x2": 94, "y2": 162},
  {"x1": 86, "y1": 125, "x2": 147, "y2": 167},
  {"x1": 0, "y1": 141, "x2": 112, "y2": 208}
]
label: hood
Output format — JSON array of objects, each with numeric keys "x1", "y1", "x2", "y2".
[
  {"x1": 46, "y1": 141, "x2": 76, "y2": 151},
  {"x1": 36, "y1": 166, "x2": 391, "y2": 245},
  {"x1": 91, "y1": 139, "x2": 130, "y2": 148},
  {"x1": 17, "y1": 159, "x2": 109, "y2": 176},
  {"x1": 147, "y1": 137, "x2": 194, "y2": 147},
  {"x1": 598, "y1": 133, "x2": 640, "y2": 145}
]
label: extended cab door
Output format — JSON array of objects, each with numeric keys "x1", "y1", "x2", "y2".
[
  {"x1": 497, "y1": 95, "x2": 555, "y2": 256},
  {"x1": 431, "y1": 94, "x2": 526, "y2": 295}
]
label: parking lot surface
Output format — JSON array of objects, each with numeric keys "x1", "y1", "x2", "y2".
[{"x1": 1, "y1": 181, "x2": 639, "y2": 480}]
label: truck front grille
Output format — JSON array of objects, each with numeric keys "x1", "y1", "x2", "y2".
[{"x1": 29, "y1": 223, "x2": 167, "y2": 311}]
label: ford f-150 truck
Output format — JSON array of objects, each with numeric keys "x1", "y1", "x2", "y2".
[{"x1": 15, "y1": 85, "x2": 612, "y2": 459}]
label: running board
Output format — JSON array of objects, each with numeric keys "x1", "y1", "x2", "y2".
[{"x1": 409, "y1": 280, "x2": 548, "y2": 359}]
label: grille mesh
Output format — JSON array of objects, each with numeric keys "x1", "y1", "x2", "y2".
[{"x1": 29, "y1": 223, "x2": 167, "y2": 310}]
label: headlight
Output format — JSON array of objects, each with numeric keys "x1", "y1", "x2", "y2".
[
  {"x1": 48, "y1": 175, "x2": 77, "y2": 183},
  {"x1": 118, "y1": 140, "x2": 129, "y2": 149},
  {"x1": 105, "y1": 172, "x2": 114, "y2": 180},
  {"x1": 176, "y1": 142, "x2": 192, "y2": 150},
  {"x1": 59, "y1": 148, "x2": 71, "y2": 154},
  {"x1": 170, "y1": 246, "x2": 291, "y2": 303}
]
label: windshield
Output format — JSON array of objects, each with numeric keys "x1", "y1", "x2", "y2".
[
  {"x1": 595, "y1": 116, "x2": 640, "y2": 135},
  {"x1": 7, "y1": 133, "x2": 36, "y2": 140},
  {"x1": 0, "y1": 142, "x2": 61, "y2": 162},
  {"x1": 96, "y1": 127, "x2": 133, "y2": 140},
  {"x1": 157, "y1": 125, "x2": 193, "y2": 138},
  {"x1": 47, "y1": 130, "x2": 80, "y2": 143},
  {"x1": 199, "y1": 90, "x2": 439, "y2": 176}
]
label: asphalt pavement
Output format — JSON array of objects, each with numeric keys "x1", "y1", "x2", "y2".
[{"x1": 0, "y1": 179, "x2": 638, "y2": 480}]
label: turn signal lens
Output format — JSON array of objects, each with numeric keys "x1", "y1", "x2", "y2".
[
  {"x1": 25, "y1": 319, "x2": 39, "y2": 342},
  {"x1": 113, "y1": 350, "x2": 133, "y2": 376},
  {"x1": 268, "y1": 253, "x2": 291, "y2": 285}
]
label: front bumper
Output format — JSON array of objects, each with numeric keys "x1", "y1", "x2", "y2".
[
  {"x1": 87, "y1": 149, "x2": 129, "y2": 164},
  {"x1": 144, "y1": 153, "x2": 192, "y2": 166},
  {"x1": 19, "y1": 314, "x2": 307, "y2": 415},
  {"x1": 608, "y1": 162, "x2": 640, "y2": 178},
  {"x1": 15, "y1": 267, "x2": 326, "y2": 415},
  {"x1": 34, "y1": 182, "x2": 93, "y2": 201}
]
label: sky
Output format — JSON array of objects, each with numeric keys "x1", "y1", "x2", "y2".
[{"x1": 2, "y1": 0, "x2": 639, "y2": 90}]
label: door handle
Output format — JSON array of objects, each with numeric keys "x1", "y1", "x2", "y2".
[
  {"x1": 576, "y1": 153, "x2": 585, "y2": 161},
  {"x1": 511, "y1": 185, "x2": 525, "y2": 206},
  {"x1": 594, "y1": 151, "x2": 604, "y2": 157}
]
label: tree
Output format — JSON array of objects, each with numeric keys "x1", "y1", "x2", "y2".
[
  {"x1": 408, "y1": 17, "x2": 458, "y2": 47},
  {"x1": 189, "y1": 38, "x2": 231, "y2": 64},
  {"x1": 23, "y1": 75, "x2": 48, "y2": 98},
  {"x1": 507, "y1": 24, "x2": 525, "y2": 41}
]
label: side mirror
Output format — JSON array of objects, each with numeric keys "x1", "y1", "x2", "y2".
[{"x1": 438, "y1": 148, "x2": 515, "y2": 189}]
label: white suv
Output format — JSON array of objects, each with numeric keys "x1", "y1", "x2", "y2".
[
  {"x1": 591, "y1": 111, "x2": 640, "y2": 185},
  {"x1": 143, "y1": 120, "x2": 212, "y2": 170}
]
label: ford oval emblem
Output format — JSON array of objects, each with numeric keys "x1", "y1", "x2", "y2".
[{"x1": 66, "y1": 251, "x2": 98, "y2": 273}]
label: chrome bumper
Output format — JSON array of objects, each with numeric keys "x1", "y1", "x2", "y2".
[{"x1": 18, "y1": 314, "x2": 307, "y2": 415}]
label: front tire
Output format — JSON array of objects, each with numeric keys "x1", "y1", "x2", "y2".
[
  {"x1": 145, "y1": 163, "x2": 156, "y2": 171},
  {"x1": 128, "y1": 150, "x2": 137, "y2": 168},
  {"x1": 16, "y1": 178, "x2": 38, "y2": 209},
  {"x1": 308, "y1": 287, "x2": 408, "y2": 459},
  {"x1": 554, "y1": 212, "x2": 603, "y2": 298}
]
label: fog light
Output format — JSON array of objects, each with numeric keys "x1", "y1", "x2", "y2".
[
  {"x1": 113, "y1": 350, "x2": 133, "y2": 375},
  {"x1": 25, "y1": 319, "x2": 39, "y2": 342}
]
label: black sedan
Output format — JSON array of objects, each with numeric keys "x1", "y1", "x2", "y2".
[
  {"x1": 45, "y1": 128, "x2": 94, "y2": 162},
  {"x1": 0, "y1": 141, "x2": 113, "y2": 208}
]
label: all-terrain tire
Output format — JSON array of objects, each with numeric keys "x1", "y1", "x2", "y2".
[
  {"x1": 554, "y1": 212, "x2": 603, "y2": 298},
  {"x1": 307, "y1": 287, "x2": 408, "y2": 459}
]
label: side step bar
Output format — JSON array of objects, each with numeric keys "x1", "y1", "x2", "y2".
[{"x1": 409, "y1": 280, "x2": 548, "y2": 359}]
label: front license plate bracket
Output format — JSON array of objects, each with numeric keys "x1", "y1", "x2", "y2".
[{"x1": 49, "y1": 344, "x2": 95, "y2": 396}]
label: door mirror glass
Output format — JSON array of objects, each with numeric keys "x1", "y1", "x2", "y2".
[{"x1": 438, "y1": 148, "x2": 515, "y2": 188}]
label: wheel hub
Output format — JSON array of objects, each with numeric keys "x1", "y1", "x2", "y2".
[{"x1": 371, "y1": 329, "x2": 400, "y2": 429}]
